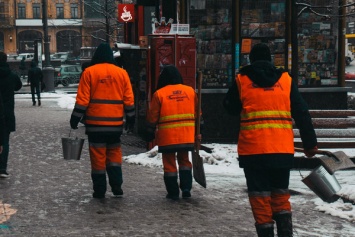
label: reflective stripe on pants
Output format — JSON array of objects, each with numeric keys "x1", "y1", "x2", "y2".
[
  {"x1": 89, "y1": 142, "x2": 122, "y2": 171},
  {"x1": 162, "y1": 151, "x2": 192, "y2": 174},
  {"x1": 244, "y1": 167, "x2": 291, "y2": 225},
  {"x1": 249, "y1": 193, "x2": 273, "y2": 225}
]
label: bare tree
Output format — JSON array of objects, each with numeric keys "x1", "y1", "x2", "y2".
[
  {"x1": 81, "y1": 0, "x2": 123, "y2": 45},
  {"x1": 296, "y1": 0, "x2": 355, "y2": 18}
]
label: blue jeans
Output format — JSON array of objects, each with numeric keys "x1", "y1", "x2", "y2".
[{"x1": 0, "y1": 131, "x2": 10, "y2": 172}]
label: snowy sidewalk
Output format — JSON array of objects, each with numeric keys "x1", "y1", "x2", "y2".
[{"x1": 0, "y1": 96, "x2": 354, "y2": 236}]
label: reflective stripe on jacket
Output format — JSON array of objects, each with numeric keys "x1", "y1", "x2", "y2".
[
  {"x1": 236, "y1": 72, "x2": 294, "y2": 155},
  {"x1": 74, "y1": 63, "x2": 134, "y2": 133},
  {"x1": 147, "y1": 84, "x2": 197, "y2": 150}
]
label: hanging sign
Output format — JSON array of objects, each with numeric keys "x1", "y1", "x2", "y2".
[{"x1": 118, "y1": 4, "x2": 135, "y2": 23}]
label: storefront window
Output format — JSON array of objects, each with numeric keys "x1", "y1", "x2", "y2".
[
  {"x1": 189, "y1": 0, "x2": 233, "y2": 89},
  {"x1": 296, "y1": 1, "x2": 338, "y2": 87},
  {"x1": 240, "y1": 0, "x2": 286, "y2": 69}
]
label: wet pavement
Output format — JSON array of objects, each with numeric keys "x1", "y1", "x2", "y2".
[{"x1": 0, "y1": 95, "x2": 354, "y2": 236}]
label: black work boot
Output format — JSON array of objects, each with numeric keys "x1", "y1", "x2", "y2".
[
  {"x1": 179, "y1": 170, "x2": 192, "y2": 198},
  {"x1": 106, "y1": 166, "x2": 123, "y2": 196},
  {"x1": 38, "y1": 100, "x2": 41, "y2": 106},
  {"x1": 32, "y1": 101, "x2": 36, "y2": 106},
  {"x1": 91, "y1": 173, "x2": 107, "y2": 198},
  {"x1": 273, "y1": 212, "x2": 293, "y2": 237},
  {"x1": 164, "y1": 176, "x2": 180, "y2": 200},
  {"x1": 255, "y1": 223, "x2": 274, "y2": 237}
]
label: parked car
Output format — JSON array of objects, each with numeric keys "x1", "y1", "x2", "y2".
[
  {"x1": 16, "y1": 53, "x2": 34, "y2": 61},
  {"x1": 51, "y1": 52, "x2": 78, "y2": 64},
  {"x1": 54, "y1": 65, "x2": 82, "y2": 87},
  {"x1": 345, "y1": 72, "x2": 355, "y2": 80},
  {"x1": 7, "y1": 54, "x2": 18, "y2": 60},
  {"x1": 51, "y1": 52, "x2": 69, "y2": 62}
]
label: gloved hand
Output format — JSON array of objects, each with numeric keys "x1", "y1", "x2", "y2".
[
  {"x1": 142, "y1": 130, "x2": 155, "y2": 142},
  {"x1": 141, "y1": 125, "x2": 156, "y2": 142},
  {"x1": 125, "y1": 116, "x2": 135, "y2": 133},
  {"x1": 70, "y1": 115, "x2": 81, "y2": 130},
  {"x1": 304, "y1": 146, "x2": 318, "y2": 158}
]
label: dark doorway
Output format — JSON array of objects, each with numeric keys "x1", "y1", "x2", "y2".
[{"x1": 17, "y1": 30, "x2": 42, "y2": 53}]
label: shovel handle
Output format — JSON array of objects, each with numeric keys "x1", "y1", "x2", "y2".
[
  {"x1": 195, "y1": 71, "x2": 203, "y2": 155},
  {"x1": 294, "y1": 147, "x2": 339, "y2": 160}
]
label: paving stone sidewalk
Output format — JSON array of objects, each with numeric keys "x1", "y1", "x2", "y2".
[{"x1": 0, "y1": 98, "x2": 353, "y2": 237}]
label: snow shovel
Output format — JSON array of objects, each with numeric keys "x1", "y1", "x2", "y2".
[
  {"x1": 294, "y1": 147, "x2": 355, "y2": 175},
  {"x1": 192, "y1": 71, "x2": 206, "y2": 188}
]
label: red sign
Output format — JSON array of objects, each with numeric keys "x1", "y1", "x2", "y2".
[{"x1": 118, "y1": 4, "x2": 135, "y2": 23}]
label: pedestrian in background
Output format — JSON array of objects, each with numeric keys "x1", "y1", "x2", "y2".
[
  {"x1": 0, "y1": 92, "x2": 4, "y2": 155},
  {"x1": 144, "y1": 65, "x2": 198, "y2": 200},
  {"x1": 0, "y1": 52, "x2": 22, "y2": 178},
  {"x1": 27, "y1": 61, "x2": 43, "y2": 106},
  {"x1": 70, "y1": 43, "x2": 135, "y2": 199},
  {"x1": 223, "y1": 43, "x2": 318, "y2": 237},
  {"x1": 19, "y1": 56, "x2": 26, "y2": 80},
  {"x1": 80, "y1": 61, "x2": 91, "y2": 79}
]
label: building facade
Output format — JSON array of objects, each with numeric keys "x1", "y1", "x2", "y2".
[{"x1": 0, "y1": 0, "x2": 121, "y2": 56}]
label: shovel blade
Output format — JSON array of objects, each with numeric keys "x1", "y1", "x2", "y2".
[
  {"x1": 319, "y1": 151, "x2": 355, "y2": 175},
  {"x1": 192, "y1": 151, "x2": 207, "y2": 188}
]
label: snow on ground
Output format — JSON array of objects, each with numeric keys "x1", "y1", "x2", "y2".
[
  {"x1": 15, "y1": 92, "x2": 355, "y2": 224},
  {"x1": 124, "y1": 144, "x2": 355, "y2": 224}
]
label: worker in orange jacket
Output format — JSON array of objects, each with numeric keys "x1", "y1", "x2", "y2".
[
  {"x1": 223, "y1": 43, "x2": 318, "y2": 237},
  {"x1": 70, "y1": 43, "x2": 135, "y2": 199},
  {"x1": 145, "y1": 65, "x2": 198, "y2": 200}
]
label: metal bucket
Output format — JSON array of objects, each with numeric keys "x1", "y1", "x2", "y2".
[
  {"x1": 302, "y1": 165, "x2": 341, "y2": 203},
  {"x1": 61, "y1": 137, "x2": 85, "y2": 160}
]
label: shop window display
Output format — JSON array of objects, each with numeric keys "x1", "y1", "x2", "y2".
[
  {"x1": 189, "y1": 0, "x2": 232, "y2": 89},
  {"x1": 240, "y1": 0, "x2": 286, "y2": 68},
  {"x1": 297, "y1": 9, "x2": 338, "y2": 86}
]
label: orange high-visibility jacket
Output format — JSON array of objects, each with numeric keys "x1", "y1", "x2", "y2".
[
  {"x1": 236, "y1": 72, "x2": 294, "y2": 155},
  {"x1": 73, "y1": 63, "x2": 134, "y2": 133},
  {"x1": 147, "y1": 84, "x2": 197, "y2": 151}
]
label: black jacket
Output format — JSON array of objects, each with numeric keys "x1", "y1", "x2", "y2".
[
  {"x1": 28, "y1": 61, "x2": 43, "y2": 85},
  {"x1": 19, "y1": 58, "x2": 26, "y2": 70},
  {"x1": 0, "y1": 62, "x2": 22, "y2": 132},
  {"x1": 0, "y1": 92, "x2": 4, "y2": 145},
  {"x1": 223, "y1": 61, "x2": 317, "y2": 169}
]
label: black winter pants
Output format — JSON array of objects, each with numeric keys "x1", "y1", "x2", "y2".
[
  {"x1": 30, "y1": 82, "x2": 41, "y2": 103},
  {"x1": 244, "y1": 168, "x2": 292, "y2": 225},
  {"x1": 243, "y1": 168, "x2": 290, "y2": 192}
]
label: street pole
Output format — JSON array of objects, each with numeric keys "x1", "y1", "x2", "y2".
[
  {"x1": 105, "y1": 0, "x2": 110, "y2": 43},
  {"x1": 42, "y1": 0, "x2": 55, "y2": 92},
  {"x1": 338, "y1": 0, "x2": 346, "y2": 87}
]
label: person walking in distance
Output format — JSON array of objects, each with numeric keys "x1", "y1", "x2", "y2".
[
  {"x1": 19, "y1": 56, "x2": 26, "y2": 80},
  {"x1": 144, "y1": 65, "x2": 198, "y2": 200},
  {"x1": 70, "y1": 43, "x2": 135, "y2": 199},
  {"x1": 0, "y1": 52, "x2": 23, "y2": 178},
  {"x1": 27, "y1": 61, "x2": 43, "y2": 106},
  {"x1": 223, "y1": 43, "x2": 318, "y2": 237}
]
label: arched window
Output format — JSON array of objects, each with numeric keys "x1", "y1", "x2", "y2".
[
  {"x1": 56, "y1": 30, "x2": 81, "y2": 56},
  {"x1": 17, "y1": 30, "x2": 42, "y2": 53}
]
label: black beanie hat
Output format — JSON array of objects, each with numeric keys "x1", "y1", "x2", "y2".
[
  {"x1": 249, "y1": 43, "x2": 272, "y2": 63},
  {"x1": 156, "y1": 65, "x2": 183, "y2": 90},
  {"x1": 90, "y1": 43, "x2": 115, "y2": 65}
]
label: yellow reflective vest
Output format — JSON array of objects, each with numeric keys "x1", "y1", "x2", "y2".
[
  {"x1": 236, "y1": 72, "x2": 294, "y2": 155},
  {"x1": 147, "y1": 84, "x2": 197, "y2": 150}
]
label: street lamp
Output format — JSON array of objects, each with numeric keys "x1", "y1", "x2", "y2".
[{"x1": 42, "y1": 0, "x2": 55, "y2": 92}]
